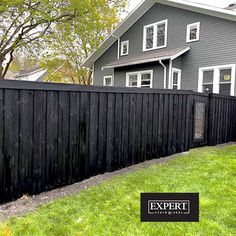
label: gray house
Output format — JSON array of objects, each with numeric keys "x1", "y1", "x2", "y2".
[{"x1": 83, "y1": 0, "x2": 236, "y2": 96}]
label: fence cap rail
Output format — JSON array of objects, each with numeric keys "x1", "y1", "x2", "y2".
[{"x1": 0, "y1": 79, "x2": 209, "y2": 96}]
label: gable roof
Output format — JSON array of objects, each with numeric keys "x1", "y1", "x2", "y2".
[
  {"x1": 83, "y1": 0, "x2": 236, "y2": 68},
  {"x1": 103, "y1": 46, "x2": 190, "y2": 69}
]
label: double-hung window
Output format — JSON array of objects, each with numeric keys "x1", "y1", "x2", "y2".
[
  {"x1": 121, "y1": 40, "x2": 129, "y2": 56},
  {"x1": 103, "y1": 75, "x2": 113, "y2": 86},
  {"x1": 198, "y1": 64, "x2": 235, "y2": 96},
  {"x1": 126, "y1": 70, "x2": 153, "y2": 88},
  {"x1": 186, "y1": 22, "x2": 200, "y2": 43},
  {"x1": 143, "y1": 20, "x2": 168, "y2": 51}
]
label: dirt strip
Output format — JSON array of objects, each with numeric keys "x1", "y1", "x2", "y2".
[{"x1": 0, "y1": 143, "x2": 235, "y2": 222}]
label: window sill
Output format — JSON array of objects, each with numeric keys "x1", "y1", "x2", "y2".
[
  {"x1": 143, "y1": 45, "x2": 167, "y2": 52},
  {"x1": 186, "y1": 39, "x2": 199, "y2": 43}
]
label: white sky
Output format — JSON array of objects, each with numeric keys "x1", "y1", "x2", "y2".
[{"x1": 126, "y1": 0, "x2": 235, "y2": 13}]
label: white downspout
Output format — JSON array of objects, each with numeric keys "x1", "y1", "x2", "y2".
[
  {"x1": 159, "y1": 60, "x2": 167, "y2": 89},
  {"x1": 168, "y1": 59, "x2": 173, "y2": 89},
  {"x1": 112, "y1": 34, "x2": 120, "y2": 60}
]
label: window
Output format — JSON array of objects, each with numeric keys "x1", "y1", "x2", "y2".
[
  {"x1": 126, "y1": 70, "x2": 153, "y2": 88},
  {"x1": 172, "y1": 69, "x2": 181, "y2": 90},
  {"x1": 186, "y1": 22, "x2": 200, "y2": 43},
  {"x1": 198, "y1": 64, "x2": 235, "y2": 96},
  {"x1": 219, "y1": 68, "x2": 232, "y2": 96},
  {"x1": 103, "y1": 75, "x2": 113, "y2": 86},
  {"x1": 143, "y1": 20, "x2": 168, "y2": 51},
  {"x1": 202, "y1": 70, "x2": 214, "y2": 94},
  {"x1": 121, "y1": 40, "x2": 129, "y2": 56}
]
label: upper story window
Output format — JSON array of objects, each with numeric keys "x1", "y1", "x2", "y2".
[
  {"x1": 186, "y1": 22, "x2": 200, "y2": 43},
  {"x1": 103, "y1": 75, "x2": 113, "y2": 86},
  {"x1": 143, "y1": 19, "x2": 168, "y2": 51},
  {"x1": 121, "y1": 40, "x2": 129, "y2": 56}
]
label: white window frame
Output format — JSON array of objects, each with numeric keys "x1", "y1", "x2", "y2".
[
  {"x1": 171, "y1": 68, "x2": 182, "y2": 90},
  {"x1": 103, "y1": 75, "x2": 113, "y2": 86},
  {"x1": 143, "y1": 19, "x2": 168, "y2": 52},
  {"x1": 121, "y1": 40, "x2": 129, "y2": 56},
  {"x1": 198, "y1": 64, "x2": 235, "y2": 96},
  {"x1": 126, "y1": 70, "x2": 153, "y2": 88},
  {"x1": 186, "y1": 22, "x2": 200, "y2": 43}
]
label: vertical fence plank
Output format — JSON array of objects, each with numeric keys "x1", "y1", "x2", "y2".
[
  {"x1": 4, "y1": 89, "x2": 20, "y2": 199},
  {"x1": 134, "y1": 94, "x2": 142, "y2": 164},
  {"x1": 79, "y1": 92, "x2": 90, "y2": 179},
  {"x1": 141, "y1": 94, "x2": 148, "y2": 162},
  {"x1": 152, "y1": 94, "x2": 159, "y2": 158},
  {"x1": 46, "y1": 91, "x2": 59, "y2": 188},
  {"x1": 147, "y1": 94, "x2": 154, "y2": 160},
  {"x1": 0, "y1": 89, "x2": 4, "y2": 202},
  {"x1": 121, "y1": 94, "x2": 129, "y2": 168},
  {"x1": 69, "y1": 92, "x2": 80, "y2": 182},
  {"x1": 114, "y1": 93, "x2": 123, "y2": 169},
  {"x1": 158, "y1": 94, "x2": 164, "y2": 157},
  {"x1": 106, "y1": 93, "x2": 115, "y2": 171},
  {"x1": 89, "y1": 93, "x2": 99, "y2": 176},
  {"x1": 19, "y1": 90, "x2": 33, "y2": 194},
  {"x1": 33, "y1": 91, "x2": 46, "y2": 194},
  {"x1": 128, "y1": 93, "x2": 136, "y2": 165},
  {"x1": 97, "y1": 93, "x2": 107, "y2": 173}
]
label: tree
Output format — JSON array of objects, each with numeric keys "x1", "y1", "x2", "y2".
[
  {"x1": 0, "y1": 0, "x2": 127, "y2": 80},
  {"x1": 42, "y1": 0, "x2": 127, "y2": 84}
]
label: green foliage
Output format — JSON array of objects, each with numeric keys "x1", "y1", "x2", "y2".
[
  {"x1": 42, "y1": 0, "x2": 128, "y2": 84},
  {"x1": 1, "y1": 146, "x2": 236, "y2": 235},
  {"x1": 0, "y1": 0, "x2": 128, "y2": 80}
]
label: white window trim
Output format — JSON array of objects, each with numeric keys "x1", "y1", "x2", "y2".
[
  {"x1": 143, "y1": 19, "x2": 168, "y2": 52},
  {"x1": 186, "y1": 22, "x2": 200, "y2": 43},
  {"x1": 103, "y1": 75, "x2": 114, "y2": 86},
  {"x1": 198, "y1": 64, "x2": 235, "y2": 96},
  {"x1": 121, "y1": 40, "x2": 129, "y2": 56},
  {"x1": 126, "y1": 70, "x2": 153, "y2": 88},
  {"x1": 171, "y1": 68, "x2": 182, "y2": 90}
]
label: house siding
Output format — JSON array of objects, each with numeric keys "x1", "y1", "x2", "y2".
[{"x1": 94, "y1": 3, "x2": 236, "y2": 95}]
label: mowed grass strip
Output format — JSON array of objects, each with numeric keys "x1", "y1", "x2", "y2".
[{"x1": 1, "y1": 145, "x2": 236, "y2": 236}]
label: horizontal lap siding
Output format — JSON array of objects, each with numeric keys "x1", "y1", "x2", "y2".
[{"x1": 0, "y1": 80, "x2": 235, "y2": 203}]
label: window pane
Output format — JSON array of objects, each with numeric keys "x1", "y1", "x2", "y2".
[
  {"x1": 220, "y1": 69, "x2": 231, "y2": 82},
  {"x1": 190, "y1": 27, "x2": 197, "y2": 40},
  {"x1": 122, "y1": 42, "x2": 128, "y2": 55},
  {"x1": 141, "y1": 73, "x2": 151, "y2": 87},
  {"x1": 203, "y1": 70, "x2": 214, "y2": 84},
  {"x1": 129, "y1": 74, "x2": 138, "y2": 87},
  {"x1": 105, "y1": 77, "x2": 112, "y2": 86},
  {"x1": 157, "y1": 23, "x2": 165, "y2": 47},
  {"x1": 203, "y1": 84, "x2": 213, "y2": 94},
  {"x1": 173, "y1": 72, "x2": 178, "y2": 85},
  {"x1": 146, "y1": 26, "x2": 154, "y2": 49},
  {"x1": 219, "y1": 83, "x2": 231, "y2": 96},
  {"x1": 173, "y1": 85, "x2": 178, "y2": 90}
]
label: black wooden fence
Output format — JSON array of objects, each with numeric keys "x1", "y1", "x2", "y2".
[{"x1": 0, "y1": 80, "x2": 235, "y2": 203}]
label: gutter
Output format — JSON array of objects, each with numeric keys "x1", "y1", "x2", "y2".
[
  {"x1": 159, "y1": 60, "x2": 167, "y2": 89},
  {"x1": 168, "y1": 59, "x2": 173, "y2": 89}
]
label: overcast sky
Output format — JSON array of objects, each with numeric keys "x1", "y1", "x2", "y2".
[{"x1": 126, "y1": 0, "x2": 235, "y2": 13}]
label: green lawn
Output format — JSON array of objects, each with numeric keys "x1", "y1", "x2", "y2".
[{"x1": 1, "y1": 145, "x2": 236, "y2": 236}]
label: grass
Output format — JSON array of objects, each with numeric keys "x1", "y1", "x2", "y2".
[{"x1": 1, "y1": 145, "x2": 236, "y2": 236}]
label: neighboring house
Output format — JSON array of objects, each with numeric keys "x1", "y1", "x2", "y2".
[
  {"x1": 14, "y1": 67, "x2": 47, "y2": 82},
  {"x1": 83, "y1": 0, "x2": 236, "y2": 96}
]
